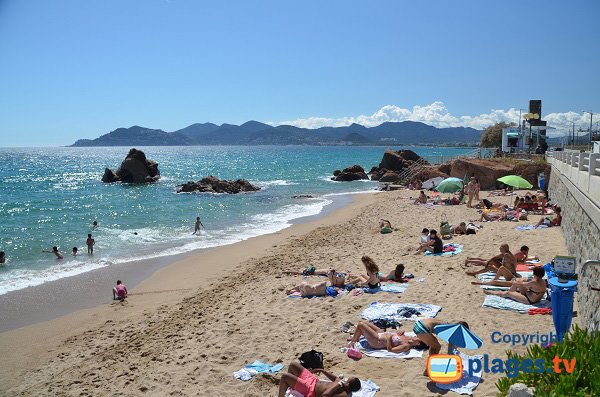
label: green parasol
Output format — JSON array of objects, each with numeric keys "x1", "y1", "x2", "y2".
[
  {"x1": 436, "y1": 177, "x2": 464, "y2": 193},
  {"x1": 497, "y1": 175, "x2": 533, "y2": 189}
]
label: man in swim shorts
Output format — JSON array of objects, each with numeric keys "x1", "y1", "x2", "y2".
[{"x1": 278, "y1": 359, "x2": 361, "y2": 397}]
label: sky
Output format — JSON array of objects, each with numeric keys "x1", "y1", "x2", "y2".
[{"x1": 0, "y1": 0, "x2": 599, "y2": 146}]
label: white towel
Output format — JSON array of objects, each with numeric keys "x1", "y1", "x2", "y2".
[
  {"x1": 357, "y1": 334, "x2": 424, "y2": 359},
  {"x1": 482, "y1": 295, "x2": 551, "y2": 313},
  {"x1": 361, "y1": 302, "x2": 442, "y2": 322}
]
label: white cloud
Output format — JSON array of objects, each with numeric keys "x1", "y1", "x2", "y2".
[{"x1": 270, "y1": 102, "x2": 593, "y2": 137}]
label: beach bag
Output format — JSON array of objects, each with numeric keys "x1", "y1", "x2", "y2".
[
  {"x1": 299, "y1": 350, "x2": 324, "y2": 370},
  {"x1": 440, "y1": 213, "x2": 451, "y2": 238},
  {"x1": 346, "y1": 348, "x2": 362, "y2": 360}
]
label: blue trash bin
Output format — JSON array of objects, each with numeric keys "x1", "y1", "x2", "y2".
[{"x1": 549, "y1": 277, "x2": 577, "y2": 342}]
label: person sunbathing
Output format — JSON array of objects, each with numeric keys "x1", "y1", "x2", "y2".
[
  {"x1": 286, "y1": 281, "x2": 328, "y2": 297},
  {"x1": 451, "y1": 222, "x2": 467, "y2": 235},
  {"x1": 484, "y1": 267, "x2": 547, "y2": 304},
  {"x1": 413, "y1": 318, "x2": 471, "y2": 376},
  {"x1": 347, "y1": 320, "x2": 427, "y2": 353},
  {"x1": 514, "y1": 245, "x2": 539, "y2": 263},
  {"x1": 379, "y1": 219, "x2": 392, "y2": 229},
  {"x1": 379, "y1": 263, "x2": 407, "y2": 282},
  {"x1": 278, "y1": 359, "x2": 361, "y2": 397},
  {"x1": 464, "y1": 243, "x2": 517, "y2": 279},
  {"x1": 537, "y1": 206, "x2": 562, "y2": 227},
  {"x1": 414, "y1": 190, "x2": 428, "y2": 204}
]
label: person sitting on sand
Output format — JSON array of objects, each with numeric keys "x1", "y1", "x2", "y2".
[
  {"x1": 415, "y1": 229, "x2": 443, "y2": 255},
  {"x1": 346, "y1": 255, "x2": 381, "y2": 289},
  {"x1": 413, "y1": 318, "x2": 472, "y2": 375},
  {"x1": 347, "y1": 320, "x2": 428, "y2": 353},
  {"x1": 278, "y1": 359, "x2": 361, "y2": 397},
  {"x1": 379, "y1": 219, "x2": 392, "y2": 229},
  {"x1": 43, "y1": 246, "x2": 64, "y2": 260},
  {"x1": 414, "y1": 190, "x2": 428, "y2": 205},
  {"x1": 113, "y1": 280, "x2": 128, "y2": 301},
  {"x1": 514, "y1": 245, "x2": 539, "y2": 263},
  {"x1": 464, "y1": 243, "x2": 517, "y2": 279},
  {"x1": 537, "y1": 206, "x2": 562, "y2": 227},
  {"x1": 484, "y1": 267, "x2": 547, "y2": 304}
]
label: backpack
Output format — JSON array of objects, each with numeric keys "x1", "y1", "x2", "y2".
[{"x1": 299, "y1": 350, "x2": 324, "y2": 370}]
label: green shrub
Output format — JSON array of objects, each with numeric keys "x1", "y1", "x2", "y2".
[{"x1": 495, "y1": 325, "x2": 600, "y2": 397}]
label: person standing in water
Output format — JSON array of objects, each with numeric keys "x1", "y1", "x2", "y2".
[
  {"x1": 43, "y1": 246, "x2": 64, "y2": 259},
  {"x1": 86, "y1": 234, "x2": 95, "y2": 255},
  {"x1": 0, "y1": 251, "x2": 5, "y2": 265},
  {"x1": 193, "y1": 217, "x2": 204, "y2": 235}
]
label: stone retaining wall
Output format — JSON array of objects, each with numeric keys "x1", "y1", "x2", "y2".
[{"x1": 548, "y1": 161, "x2": 600, "y2": 332}]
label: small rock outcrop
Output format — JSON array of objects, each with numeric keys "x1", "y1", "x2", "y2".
[
  {"x1": 331, "y1": 165, "x2": 369, "y2": 182},
  {"x1": 291, "y1": 195, "x2": 314, "y2": 199},
  {"x1": 507, "y1": 383, "x2": 535, "y2": 397},
  {"x1": 101, "y1": 148, "x2": 160, "y2": 183},
  {"x1": 177, "y1": 176, "x2": 260, "y2": 194},
  {"x1": 369, "y1": 150, "x2": 429, "y2": 183}
]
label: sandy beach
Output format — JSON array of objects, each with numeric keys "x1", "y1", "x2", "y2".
[{"x1": 0, "y1": 189, "x2": 571, "y2": 397}]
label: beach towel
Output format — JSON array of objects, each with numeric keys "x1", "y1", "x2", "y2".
[
  {"x1": 361, "y1": 302, "x2": 442, "y2": 322},
  {"x1": 285, "y1": 379, "x2": 379, "y2": 397},
  {"x1": 477, "y1": 271, "x2": 533, "y2": 290},
  {"x1": 482, "y1": 295, "x2": 551, "y2": 314},
  {"x1": 515, "y1": 224, "x2": 548, "y2": 231},
  {"x1": 435, "y1": 349, "x2": 482, "y2": 395},
  {"x1": 424, "y1": 243, "x2": 463, "y2": 256},
  {"x1": 363, "y1": 283, "x2": 408, "y2": 294},
  {"x1": 288, "y1": 287, "x2": 346, "y2": 299},
  {"x1": 233, "y1": 361, "x2": 284, "y2": 381},
  {"x1": 357, "y1": 334, "x2": 424, "y2": 359}
]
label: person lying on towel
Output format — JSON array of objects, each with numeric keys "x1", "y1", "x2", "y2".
[
  {"x1": 464, "y1": 243, "x2": 517, "y2": 280},
  {"x1": 346, "y1": 320, "x2": 427, "y2": 353},
  {"x1": 483, "y1": 267, "x2": 547, "y2": 305},
  {"x1": 278, "y1": 359, "x2": 361, "y2": 397}
]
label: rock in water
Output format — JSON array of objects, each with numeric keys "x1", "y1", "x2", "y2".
[
  {"x1": 177, "y1": 176, "x2": 260, "y2": 194},
  {"x1": 331, "y1": 165, "x2": 369, "y2": 181},
  {"x1": 101, "y1": 148, "x2": 160, "y2": 183}
]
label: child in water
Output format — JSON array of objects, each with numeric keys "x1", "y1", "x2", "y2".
[
  {"x1": 43, "y1": 246, "x2": 64, "y2": 259},
  {"x1": 86, "y1": 234, "x2": 95, "y2": 255}
]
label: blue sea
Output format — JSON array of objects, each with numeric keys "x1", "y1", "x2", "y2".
[{"x1": 0, "y1": 146, "x2": 475, "y2": 295}]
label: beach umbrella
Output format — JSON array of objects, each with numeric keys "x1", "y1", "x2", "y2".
[
  {"x1": 434, "y1": 323, "x2": 483, "y2": 350},
  {"x1": 497, "y1": 175, "x2": 533, "y2": 189},
  {"x1": 422, "y1": 176, "x2": 444, "y2": 190},
  {"x1": 435, "y1": 177, "x2": 464, "y2": 194}
]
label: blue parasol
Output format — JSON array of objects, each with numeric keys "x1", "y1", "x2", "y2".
[{"x1": 434, "y1": 323, "x2": 483, "y2": 349}]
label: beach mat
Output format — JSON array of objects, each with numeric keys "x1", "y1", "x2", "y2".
[
  {"x1": 285, "y1": 379, "x2": 379, "y2": 397},
  {"x1": 357, "y1": 334, "x2": 423, "y2": 359},
  {"x1": 477, "y1": 271, "x2": 534, "y2": 290},
  {"x1": 363, "y1": 283, "x2": 408, "y2": 294},
  {"x1": 516, "y1": 224, "x2": 548, "y2": 231},
  {"x1": 482, "y1": 295, "x2": 551, "y2": 314},
  {"x1": 361, "y1": 302, "x2": 442, "y2": 322},
  {"x1": 435, "y1": 349, "x2": 482, "y2": 395},
  {"x1": 424, "y1": 243, "x2": 463, "y2": 257}
]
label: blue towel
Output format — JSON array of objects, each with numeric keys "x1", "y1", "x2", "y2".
[
  {"x1": 482, "y1": 295, "x2": 551, "y2": 314},
  {"x1": 516, "y1": 224, "x2": 548, "y2": 231},
  {"x1": 233, "y1": 361, "x2": 284, "y2": 381},
  {"x1": 362, "y1": 283, "x2": 408, "y2": 294}
]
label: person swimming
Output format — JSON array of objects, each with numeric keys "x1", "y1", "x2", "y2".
[{"x1": 43, "y1": 246, "x2": 63, "y2": 260}]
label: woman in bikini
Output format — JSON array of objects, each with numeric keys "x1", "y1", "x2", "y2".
[
  {"x1": 346, "y1": 255, "x2": 381, "y2": 289},
  {"x1": 483, "y1": 266, "x2": 547, "y2": 304},
  {"x1": 347, "y1": 321, "x2": 427, "y2": 353}
]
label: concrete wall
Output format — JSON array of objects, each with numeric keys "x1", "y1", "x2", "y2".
[{"x1": 548, "y1": 153, "x2": 600, "y2": 332}]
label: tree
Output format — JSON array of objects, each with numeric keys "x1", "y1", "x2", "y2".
[{"x1": 480, "y1": 122, "x2": 516, "y2": 147}]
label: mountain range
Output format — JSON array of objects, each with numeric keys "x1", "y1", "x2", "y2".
[{"x1": 70, "y1": 121, "x2": 482, "y2": 147}]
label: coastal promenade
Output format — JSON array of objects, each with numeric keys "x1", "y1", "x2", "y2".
[{"x1": 547, "y1": 149, "x2": 600, "y2": 332}]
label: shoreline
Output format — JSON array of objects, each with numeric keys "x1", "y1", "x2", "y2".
[
  {"x1": 0, "y1": 191, "x2": 378, "y2": 392},
  {"x1": 0, "y1": 191, "x2": 366, "y2": 333}
]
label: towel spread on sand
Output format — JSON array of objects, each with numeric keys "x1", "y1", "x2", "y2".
[
  {"x1": 363, "y1": 283, "x2": 408, "y2": 294},
  {"x1": 515, "y1": 224, "x2": 548, "y2": 231},
  {"x1": 285, "y1": 379, "x2": 379, "y2": 397},
  {"x1": 435, "y1": 349, "x2": 482, "y2": 395},
  {"x1": 477, "y1": 271, "x2": 534, "y2": 290},
  {"x1": 233, "y1": 361, "x2": 284, "y2": 381},
  {"x1": 482, "y1": 295, "x2": 551, "y2": 314},
  {"x1": 361, "y1": 302, "x2": 442, "y2": 322},
  {"x1": 424, "y1": 243, "x2": 463, "y2": 256},
  {"x1": 357, "y1": 334, "x2": 424, "y2": 359}
]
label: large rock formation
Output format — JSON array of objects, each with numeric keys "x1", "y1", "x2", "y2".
[
  {"x1": 409, "y1": 158, "x2": 551, "y2": 190},
  {"x1": 331, "y1": 165, "x2": 369, "y2": 181},
  {"x1": 369, "y1": 150, "x2": 429, "y2": 182},
  {"x1": 177, "y1": 176, "x2": 260, "y2": 194},
  {"x1": 101, "y1": 148, "x2": 160, "y2": 183}
]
